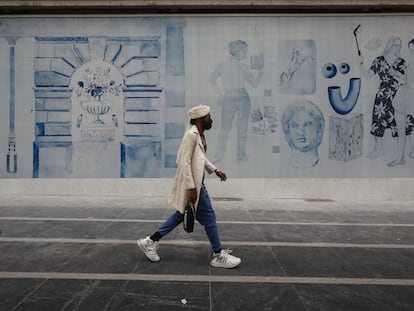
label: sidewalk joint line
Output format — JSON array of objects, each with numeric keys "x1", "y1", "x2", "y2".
[
  {"x1": 1, "y1": 217, "x2": 413, "y2": 227},
  {"x1": 1, "y1": 272, "x2": 413, "y2": 286},
  {"x1": 1, "y1": 237, "x2": 413, "y2": 249}
]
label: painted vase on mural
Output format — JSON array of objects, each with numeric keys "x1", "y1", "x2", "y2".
[{"x1": 81, "y1": 97, "x2": 112, "y2": 125}]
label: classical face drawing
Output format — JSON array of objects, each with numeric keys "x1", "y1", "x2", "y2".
[
  {"x1": 282, "y1": 101, "x2": 325, "y2": 168},
  {"x1": 288, "y1": 109, "x2": 319, "y2": 152}
]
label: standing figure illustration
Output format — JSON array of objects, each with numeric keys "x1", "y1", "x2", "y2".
[
  {"x1": 389, "y1": 38, "x2": 414, "y2": 165},
  {"x1": 404, "y1": 39, "x2": 414, "y2": 159},
  {"x1": 210, "y1": 40, "x2": 263, "y2": 163},
  {"x1": 359, "y1": 36, "x2": 406, "y2": 164},
  {"x1": 281, "y1": 100, "x2": 325, "y2": 168}
]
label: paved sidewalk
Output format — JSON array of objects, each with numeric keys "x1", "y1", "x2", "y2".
[{"x1": 1, "y1": 194, "x2": 414, "y2": 310}]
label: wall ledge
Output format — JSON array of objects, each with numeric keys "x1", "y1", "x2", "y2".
[
  {"x1": 2, "y1": 1, "x2": 414, "y2": 14},
  {"x1": 1, "y1": 178, "x2": 413, "y2": 201}
]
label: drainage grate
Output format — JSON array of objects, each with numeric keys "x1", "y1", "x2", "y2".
[{"x1": 212, "y1": 197, "x2": 243, "y2": 201}]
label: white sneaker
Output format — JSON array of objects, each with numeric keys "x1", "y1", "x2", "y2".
[
  {"x1": 210, "y1": 249, "x2": 241, "y2": 268},
  {"x1": 137, "y1": 236, "x2": 160, "y2": 262}
]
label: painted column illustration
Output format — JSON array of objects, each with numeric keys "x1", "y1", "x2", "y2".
[
  {"x1": 6, "y1": 37, "x2": 17, "y2": 174},
  {"x1": 164, "y1": 22, "x2": 186, "y2": 169}
]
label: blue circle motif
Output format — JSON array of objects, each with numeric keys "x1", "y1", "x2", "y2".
[
  {"x1": 322, "y1": 63, "x2": 337, "y2": 79},
  {"x1": 339, "y1": 63, "x2": 350, "y2": 74}
]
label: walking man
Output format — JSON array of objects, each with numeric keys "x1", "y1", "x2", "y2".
[{"x1": 137, "y1": 105, "x2": 241, "y2": 268}]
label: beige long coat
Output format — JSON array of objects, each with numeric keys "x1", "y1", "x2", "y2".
[{"x1": 168, "y1": 125, "x2": 217, "y2": 214}]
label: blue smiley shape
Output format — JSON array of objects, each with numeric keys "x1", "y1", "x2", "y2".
[
  {"x1": 322, "y1": 63, "x2": 337, "y2": 78},
  {"x1": 339, "y1": 63, "x2": 350, "y2": 74}
]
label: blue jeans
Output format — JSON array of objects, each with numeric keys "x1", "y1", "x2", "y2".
[
  {"x1": 157, "y1": 186, "x2": 222, "y2": 252},
  {"x1": 215, "y1": 88, "x2": 250, "y2": 161}
]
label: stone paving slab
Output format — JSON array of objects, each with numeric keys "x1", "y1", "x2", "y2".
[{"x1": 1, "y1": 196, "x2": 414, "y2": 310}]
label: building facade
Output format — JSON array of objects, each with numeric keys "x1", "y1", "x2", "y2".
[{"x1": 1, "y1": 1, "x2": 414, "y2": 200}]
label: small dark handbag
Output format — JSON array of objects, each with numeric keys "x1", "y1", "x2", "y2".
[{"x1": 183, "y1": 201, "x2": 195, "y2": 233}]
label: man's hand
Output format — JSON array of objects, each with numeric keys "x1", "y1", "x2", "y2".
[
  {"x1": 215, "y1": 169, "x2": 227, "y2": 181},
  {"x1": 188, "y1": 188, "x2": 197, "y2": 203}
]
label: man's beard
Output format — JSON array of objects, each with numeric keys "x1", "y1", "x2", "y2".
[{"x1": 203, "y1": 119, "x2": 213, "y2": 130}]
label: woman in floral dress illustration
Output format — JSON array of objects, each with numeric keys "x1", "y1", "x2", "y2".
[
  {"x1": 387, "y1": 38, "x2": 414, "y2": 166},
  {"x1": 359, "y1": 36, "x2": 406, "y2": 165}
]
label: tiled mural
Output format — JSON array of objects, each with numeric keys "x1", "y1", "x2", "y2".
[{"x1": 1, "y1": 15, "x2": 414, "y2": 178}]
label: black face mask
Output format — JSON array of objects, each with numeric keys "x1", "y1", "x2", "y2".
[{"x1": 202, "y1": 117, "x2": 213, "y2": 130}]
